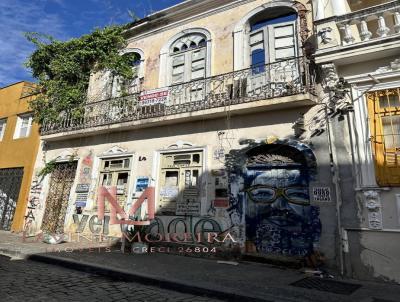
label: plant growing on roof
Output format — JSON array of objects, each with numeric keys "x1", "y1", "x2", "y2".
[{"x1": 25, "y1": 26, "x2": 139, "y2": 124}]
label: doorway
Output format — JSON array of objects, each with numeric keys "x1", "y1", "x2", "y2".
[
  {"x1": 41, "y1": 162, "x2": 77, "y2": 234},
  {"x1": 0, "y1": 167, "x2": 24, "y2": 230}
]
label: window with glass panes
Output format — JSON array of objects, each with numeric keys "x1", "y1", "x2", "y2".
[
  {"x1": 367, "y1": 88, "x2": 400, "y2": 185},
  {"x1": 14, "y1": 114, "x2": 33, "y2": 139},
  {"x1": 158, "y1": 151, "x2": 203, "y2": 214},
  {"x1": 170, "y1": 34, "x2": 207, "y2": 84},
  {"x1": 0, "y1": 118, "x2": 6, "y2": 141},
  {"x1": 97, "y1": 157, "x2": 132, "y2": 211},
  {"x1": 249, "y1": 13, "x2": 298, "y2": 72}
]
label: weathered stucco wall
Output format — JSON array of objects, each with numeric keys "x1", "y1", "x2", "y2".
[
  {"x1": 316, "y1": 0, "x2": 400, "y2": 281},
  {"x1": 0, "y1": 82, "x2": 40, "y2": 231},
  {"x1": 28, "y1": 106, "x2": 338, "y2": 265}
]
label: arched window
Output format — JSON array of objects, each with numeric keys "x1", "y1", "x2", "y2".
[
  {"x1": 232, "y1": 5, "x2": 302, "y2": 96},
  {"x1": 249, "y1": 10, "x2": 298, "y2": 73},
  {"x1": 112, "y1": 49, "x2": 144, "y2": 97},
  {"x1": 233, "y1": 2, "x2": 306, "y2": 71},
  {"x1": 169, "y1": 33, "x2": 207, "y2": 85}
]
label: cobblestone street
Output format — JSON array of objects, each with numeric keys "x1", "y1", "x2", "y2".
[{"x1": 0, "y1": 255, "x2": 222, "y2": 302}]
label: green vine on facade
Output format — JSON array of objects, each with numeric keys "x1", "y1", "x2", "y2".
[
  {"x1": 25, "y1": 25, "x2": 138, "y2": 124},
  {"x1": 38, "y1": 153, "x2": 77, "y2": 179},
  {"x1": 37, "y1": 159, "x2": 58, "y2": 178}
]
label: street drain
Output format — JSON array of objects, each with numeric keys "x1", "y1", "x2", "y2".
[{"x1": 290, "y1": 277, "x2": 361, "y2": 295}]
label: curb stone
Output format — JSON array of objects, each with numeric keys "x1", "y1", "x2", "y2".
[{"x1": 0, "y1": 248, "x2": 27, "y2": 260}]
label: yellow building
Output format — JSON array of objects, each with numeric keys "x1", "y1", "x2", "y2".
[{"x1": 0, "y1": 81, "x2": 40, "y2": 232}]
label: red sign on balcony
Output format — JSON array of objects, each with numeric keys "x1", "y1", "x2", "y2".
[{"x1": 139, "y1": 88, "x2": 169, "y2": 106}]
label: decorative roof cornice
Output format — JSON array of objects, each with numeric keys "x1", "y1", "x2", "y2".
[{"x1": 124, "y1": 0, "x2": 253, "y2": 42}]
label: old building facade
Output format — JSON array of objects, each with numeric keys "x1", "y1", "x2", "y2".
[
  {"x1": 0, "y1": 81, "x2": 40, "y2": 232},
  {"x1": 24, "y1": 0, "x2": 400, "y2": 283},
  {"x1": 314, "y1": 0, "x2": 400, "y2": 283}
]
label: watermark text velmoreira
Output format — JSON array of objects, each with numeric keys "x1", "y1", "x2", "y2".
[{"x1": 22, "y1": 186, "x2": 237, "y2": 253}]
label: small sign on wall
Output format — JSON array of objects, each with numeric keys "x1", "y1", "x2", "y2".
[
  {"x1": 75, "y1": 192, "x2": 88, "y2": 208},
  {"x1": 135, "y1": 177, "x2": 149, "y2": 192},
  {"x1": 213, "y1": 148, "x2": 225, "y2": 160},
  {"x1": 312, "y1": 187, "x2": 331, "y2": 202},
  {"x1": 76, "y1": 192, "x2": 88, "y2": 203},
  {"x1": 176, "y1": 202, "x2": 201, "y2": 216},
  {"x1": 75, "y1": 184, "x2": 90, "y2": 193}
]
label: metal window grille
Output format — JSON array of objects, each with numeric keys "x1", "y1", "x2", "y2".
[{"x1": 367, "y1": 87, "x2": 400, "y2": 185}]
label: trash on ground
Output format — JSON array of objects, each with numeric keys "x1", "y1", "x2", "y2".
[
  {"x1": 217, "y1": 260, "x2": 239, "y2": 266},
  {"x1": 43, "y1": 234, "x2": 66, "y2": 244}
]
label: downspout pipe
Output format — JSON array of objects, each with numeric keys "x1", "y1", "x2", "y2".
[
  {"x1": 325, "y1": 93, "x2": 345, "y2": 276},
  {"x1": 310, "y1": 0, "x2": 345, "y2": 275}
]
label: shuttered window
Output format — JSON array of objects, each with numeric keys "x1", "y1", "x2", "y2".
[
  {"x1": 249, "y1": 13, "x2": 298, "y2": 72},
  {"x1": 248, "y1": 12, "x2": 299, "y2": 92},
  {"x1": 170, "y1": 34, "x2": 207, "y2": 84},
  {"x1": 367, "y1": 88, "x2": 400, "y2": 185}
]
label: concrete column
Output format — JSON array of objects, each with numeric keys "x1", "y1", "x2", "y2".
[{"x1": 331, "y1": 0, "x2": 348, "y2": 16}]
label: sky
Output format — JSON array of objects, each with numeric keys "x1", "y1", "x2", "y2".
[{"x1": 0, "y1": 0, "x2": 183, "y2": 87}]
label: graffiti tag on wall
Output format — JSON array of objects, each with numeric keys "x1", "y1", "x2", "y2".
[{"x1": 24, "y1": 179, "x2": 43, "y2": 231}]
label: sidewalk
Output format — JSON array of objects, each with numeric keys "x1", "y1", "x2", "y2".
[
  {"x1": 1, "y1": 231, "x2": 400, "y2": 302},
  {"x1": 0, "y1": 230, "x2": 111, "y2": 259}
]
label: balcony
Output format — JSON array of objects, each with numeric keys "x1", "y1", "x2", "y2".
[
  {"x1": 315, "y1": 0, "x2": 400, "y2": 63},
  {"x1": 40, "y1": 57, "x2": 315, "y2": 138}
]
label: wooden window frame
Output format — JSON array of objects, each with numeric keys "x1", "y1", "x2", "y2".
[
  {"x1": 250, "y1": 19, "x2": 298, "y2": 66},
  {"x1": 0, "y1": 118, "x2": 6, "y2": 141},
  {"x1": 13, "y1": 113, "x2": 33, "y2": 139},
  {"x1": 367, "y1": 87, "x2": 400, "y2": 186},
  {"x1": 169, "y1": 34, "x2": 207, "y2": 85},
  {"x1": 96, "y1": 156, "x2": 132, "y2": 211},
  {"x1": 158, "y1": 151, "x2": 203, "y2": 215}
]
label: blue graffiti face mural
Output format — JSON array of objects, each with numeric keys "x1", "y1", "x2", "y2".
[{"x1": 242, "y1": 146, "x2": 321, "y2": 257}]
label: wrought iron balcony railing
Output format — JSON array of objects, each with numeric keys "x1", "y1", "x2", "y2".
[{"x1": 41, "y1": 56, "x2": 314, "y2": 135}]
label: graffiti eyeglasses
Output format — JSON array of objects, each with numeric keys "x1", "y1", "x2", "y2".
[{"x1": 246, "y1": 185, "x2": 310, "y2": 205}]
